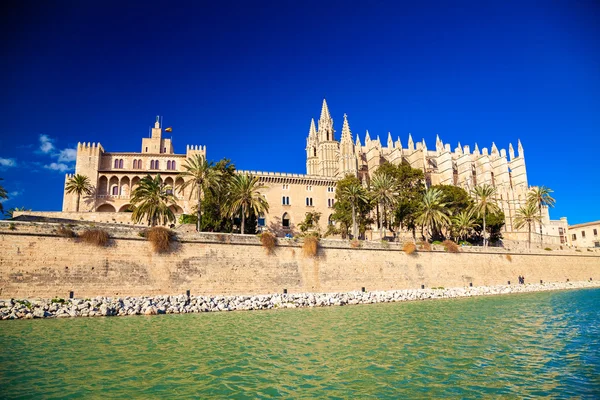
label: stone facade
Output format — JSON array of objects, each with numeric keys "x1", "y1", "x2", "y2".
[
  {"x1": 59, "y1": 101, "x2": 563, "y2": 239},
  {"x1": 568, "y1": 221, "x2": 600, "y2": 248}
]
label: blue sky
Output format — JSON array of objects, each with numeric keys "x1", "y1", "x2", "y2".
[{"x1": 1, "y1": 1, "x2": 599, "y2": 224}]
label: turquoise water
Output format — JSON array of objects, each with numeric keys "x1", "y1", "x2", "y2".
[{"x1": 1, "y1": 289, "x2": 599, "y2": 399}]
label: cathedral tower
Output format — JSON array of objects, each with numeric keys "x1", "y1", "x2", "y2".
[
  {"x1": 338, "y1": 113, "x2": 358, "y2": 176},
  {"x1": 316, "y1": 99, "x2": 339, "y2": 177}
]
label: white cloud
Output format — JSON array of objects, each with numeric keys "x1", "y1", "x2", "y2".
[
  {"x1": 58, "y1": 148, "x2": 77, "y2": 162},
  {"x1": 0, "y1": 158, "x2": 16, "y2": 167},
  {"x1": 39, "y1": 134, "x2": 55, "y2": 153},
  {"x1": 44, "y1": 162, "x2": 72, "y2": 173}
]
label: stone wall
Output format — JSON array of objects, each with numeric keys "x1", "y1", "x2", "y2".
[{"x1": 0, "y1": 221, "x2": 598, "y2": 299}]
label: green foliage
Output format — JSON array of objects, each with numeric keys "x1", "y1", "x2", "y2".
[
  {"x1": 196, "y1": 158, "x2": 236, "y2": 232},
  {"x1": 415, "y1": 188, "x2": 451, "y2": 240},
  {"x1": 513, "y1": 202, "x2": 542, "y2": 249},
  {"x1": 51, "y1": 298, "x2": 66, "y2": 304},
  {"x1": 473, "y1": 210, "x2": 505, "y2": 243},
  {"x1": 544, "y1": 247, "x2": 552, "y2": 251},
  {"x1": 5, "y1": 206, "x2": 31, "y2": 219},
  {"x1": 471, "y1": 184, "x2": 501, "y2": 246},
  {"x1": 65, "y1": 174, "x2": 94, "y2": 212},
  {"x1": 9, "y1": 222, "x2": 15, "y2": 230},
  {"x1": 298, "y1": 211, "x2": 321, "y2": 233},
  {"x1": 178, "y1": 214, "x2": 198, "y2": 225},
  {"x1": 0, "y1": 178, "x2": 8, "y2": 214},
  {"x1": 176, "y1": 154, "x2": 223, "y2": 232},
  {"x1": 331, "y1": 175, "x2": 373, "y2": 239},
  {"x1": 227, "y1": 173, "x2": 269, "y2": 235},
  {"x1": 130, "y1": 175, "x2": 176, "y2": 226},
  {"x1": 432, "y1": 185, "x2": 473, "y2": 216},
  {"x1": 451, "y1": 210, "x2": 479, "y2": 242}
]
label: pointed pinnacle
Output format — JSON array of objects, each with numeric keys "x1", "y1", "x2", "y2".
[{"x1": 320, "y1": 99, "x2": 331, "y2": 120}]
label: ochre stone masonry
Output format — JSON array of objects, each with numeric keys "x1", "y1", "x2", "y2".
[{"x1": 1, "y1": 223, "x2": 598, "y2": 299}]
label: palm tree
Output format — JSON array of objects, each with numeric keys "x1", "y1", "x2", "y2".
[
  {"x1": 471, "y1": 184, "x2": 500, "y2": 247},
  {"x1": 65, "y1": 174, "x2": 94, "y2": 212},
  {"x1": 526, "y1": 186, "x2": 556, "y2": 247},
  {"x1": 342, "y1": 183, "x2": 369, "y2": 239},
  {"x1": 0, "y1": 178, "x2": 7, "y2": 215},
  {"x1": 513, "y1": 202, "x2": 542, "y2": 249},
  {"x1": 452, "y1": 209, "x2": 479, "y2": 242},
  {"x1": 130, "y1": 175, "x2": 176, "y2": 226},
  {"x1": 227, "y1": 173, "x2": 269, "y2": 234},
  {"x1": 5, "y1": 207, "x2": 31, "y2": 219},
  {"x1": 415, "y1": 188, "x2": 451, "y2": 240},
  {"x1": 176, "y1": 154, "x2": 222, "y2": 232},
  {"x1": 370, "y1": 172, "x2": 398, "y2": 238}
]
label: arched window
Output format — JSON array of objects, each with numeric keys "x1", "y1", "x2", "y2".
[
  {"x1": 150, "y1": 160, "x2": 155, "y2": 169},
  {"x1": 119, "y1": 159, "x2": 123, "y2": 169},
  {"x1": 282, "y1": 212, "x2": 290, "y2": 228},
  {"x1": 154, "y1": 160, "x2": 159, "y2": 169},
  {"x1": 138, "y1": 159, "x2": 142, "y2": 169},
  {"x1": 133, "y1": 160, "x2": 137, "y2": 169},
  {"x1": 171, "y1": 160, "x2": 176, "y2": 170},
  {"x1": 328, "y1": 214, "x2": 334, "y2": 225},
  {"x1": 112, "y1": 186, "x2": 119, "y2": 195},
  {"x1": 114, "y1": 159, "x2": 119, "y2": 168},
  {"x1": 167, "y1": 161, "x2": 171, "y2": 170}
]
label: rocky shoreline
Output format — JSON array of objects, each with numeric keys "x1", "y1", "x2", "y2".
[{"x1": 1, "y1": 281, "x2": 598, "y2": 320}]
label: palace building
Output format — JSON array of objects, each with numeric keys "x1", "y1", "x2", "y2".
[{"x1": 61, "y1": 100, "x2": 566, "y2": 243}]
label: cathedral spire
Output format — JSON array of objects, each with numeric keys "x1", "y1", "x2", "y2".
[
  {"x1": 395, "y1": 136, "x2": 402, "y2": 149},
  {"x1": 340, "y1": 113, "x2": 352, "y2": 142},
  {"x1": 518, "y1": 139, "x2": 524, "y2": 157},
  {"x1": 387, "y1": 132, "x2": 393, "y2": 148},
  {"x1": 509, "y1": 143, "x2": 515, "y2": 160},
  {"x1": 408, "y1": 133, "x2": 414, "y2": 151},
  {"x1": 320, "y1": 99, "x2": 331, "y2": 121},
  {"x1": 356, "y1": 135, "x2": 361, "y2": 147},
  {"x1": 308, "y1": 118, "x2": 317, "y2": 138},
  {"x1": 365, "y1": 130, "x2": 371, "y2": 143}
]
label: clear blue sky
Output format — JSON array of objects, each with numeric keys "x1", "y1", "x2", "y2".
[{"x1": 1, "y1": 1, "x2": 599, "y2": 224}]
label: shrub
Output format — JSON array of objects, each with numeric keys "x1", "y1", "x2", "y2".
[
  {"x1": 403, "y1": 242, "x2": 417, "y2": 255},
  {"x1": 506, "y1": 254, "x2": 512, "y2": 262},
  {"x1": 80, "y1": 229, "x2": 110, "y2": 247},
  {"x1": 146, "y1": 226, "x2": 175, "y2": 253},
  {"x1": 459, "y1": 241, "x2": 472, "y2": 246},
  {"x1": 259, "y1": 231, "x2": 277, "y2": 255},
  {"x1": 418, "y1": 241, "x2": 431, "y2": 251},
  {"x1": 442, "y1": 239, "x2": 460, "y2": 253},
  {"x1": 303, "y1": 236, "x2": 319, "y2": 257},
  {"x1": 544, "y1": 247, "x2": 552, "y2": 251},
  {"x1": 8, "y1": 223, "x2": 16, "y2": 230},
  {"x1": 51, "y1": 298, "x2": 66, "y2": 304},
  {"x1": 350, "y1": 239, "x2": 361, "y2": 248},
  {"x1": 432, "y1": 240, "x2": 443, "y2": 245},
  {"x1": 56, "y1": 225, "x2": 77, "y2": 238}
]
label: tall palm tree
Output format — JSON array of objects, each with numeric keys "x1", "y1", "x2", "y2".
[
  {"x1": 342, "y1": 183, "x2": 369, "y2": 239},
  {"x1": 471, "y1": 184, "x2": 500, "y2": 247},
  {"x1": 130, "y1": 175, "x2": 176, "y2": 226},
  {"x1": 0, "y1": 178, "x2": 7, "y2": 214},
  {"x1": 227, "y1": 173, "x2": 269, "y2": 234},
  {"x1": 415, "y1": 188, "x2": 451, "y2": 240},
  {"x1": 452, "y1": 209, "x2": 479, "y2": 242},
  {"x1": 526, "y1": 186, "x2": 556, "y2": 247},
  {"x1": 513, "y1": 202, "x2": 542, "y2": 249},
  {"x1": 370, "y1": 172, "x2": 398, "y2": 238},
  {"x1": 65, "y1": 174, "x2": 94, "y2": 212},
  {"x1": 176, "y1": 154, "x2": 222, "y2": 232}
]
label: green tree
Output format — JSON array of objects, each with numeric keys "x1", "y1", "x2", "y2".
[
  {"x1": 415, "y1": 188, "x2": 451, "y2": 240},
  {"x1": 0, "y1": 178, "x2": 7, "y2": 215},
  {"x1": 526, "y1": 186, "x2": 556, "y2": 247},
  {"x1": 471, "y1": 184, "x2": 500, "y2": 247},
  {"x1": 176, "y1": 155, "x2": 223, "y2": 232},
  {"x1": 369, "y1": 172, "x2": 398, "y2": 237},
  {"x1": 227, "y1": 173, "x2": 269, "y2": 235},
  {"x1": 130, "y1": 175, "x2": 176, "y2": 226},
  {"x1": 432, "y1": 184, "x2": 473, "y2": 216},
  {"x1": 5, "y1": 206, "x2": 31, "y2": 219},
  {"x1": 331, "y1": 175, "x2": 373, "y2": 239},
  {"x1": 377, "y1": 162, "x2": 425, "y2": 238},
  {"x1": 513, "y1": 202, "x2": 542, "y2": 249},
  {"x1": 197, "y1": 158, "x2": 236, "y2": 232},
  {"x1": 298, "y1": 211, "x2": 322, "y2": 234},
  {"x1": 64, "y1": 174, "x2": 94, "y2": 212},
  {"x1": 451, "y1": 209, "x2": 479, "y2": 242}
]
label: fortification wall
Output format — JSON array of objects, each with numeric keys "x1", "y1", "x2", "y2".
[{"x1": 0, "y1": 222, "x2": 598, "y2": 299}]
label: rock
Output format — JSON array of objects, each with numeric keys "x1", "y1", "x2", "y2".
[{"x1": 143, "y1": 306, "x2": 157, "y2": 315}]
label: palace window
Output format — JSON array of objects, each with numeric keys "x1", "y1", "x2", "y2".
[
  {"x1": 328, "y1": 199, "x2": 335, "y2": 208},
  {"x1": 582, "y1": 231, "x2": 586, "y2": 238},
  {"x1": 114, "y1": 159, "x2": 123, "y2": 169},
  {"x1": 306, "y1": 197, "x2": 313, "y2": 206},
  {"x1": 282, "y1": 196, "x2": 290, "y2": 205},
  {"x1": 572, "y1": 234, "x2": 577, "y2": 241},
  {"x1": 112, "y1": 186, "x2": 119, "y2": 196},
  {"x1": 306, "y1": 185, "x2": 312, "y2": 191},
  {"x1": 258, "y1": 214, "x2": 266, "y2": 227},
  {"x1": 282, "y1": 213, "x2": 290, "y2": 228},
  {"x1": 594, "y1": 229, "x2": 598, "y2": 236},
  {"x1": 145, "y1": 147, "x2": 148, "y2": 152},
  {"x1": 327, "y1": 187, "x2": 335, "y2": 193},
  {"x1": 282, "y1": 184, "x2": 289, "y2": 190},
  {"x1": 150, "y1": 160, "x2": 159, "y2": 170},
  {"x1": 558, "y1": 228, "x2": 564, "y2": 235},
  {"x1": 133, "y1": 160, "x2": 137, "y2": 169}
]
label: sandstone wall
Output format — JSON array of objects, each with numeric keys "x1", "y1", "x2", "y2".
[{"x1": 0, "y1": 223, "x2": 598, "y2": 299}]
